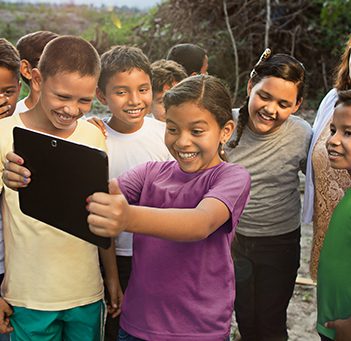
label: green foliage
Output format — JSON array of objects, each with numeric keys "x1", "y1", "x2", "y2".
[
  {"x1": 0, "y1": 2, "x2": 144, "y2": 53},
  {"x1": 313, "y1": 0, "x2": 351, "y2": 55}
]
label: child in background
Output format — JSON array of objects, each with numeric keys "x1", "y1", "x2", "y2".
[
  {"x1": 0, "y1": 38, "x2": 21, "y2": 119},
  {"x1": 0, "y1": 36, "x2": 119, "y2": 340},
  {"x1": 88, "y1": 75, "x2": 250, "y2": 341},
  {"x1": 317, "y1": 90, "x2": 351, "y2": 341},
  {"x1": 150, "y1": 59, "x2": 187, "y2": 121},
  {"x1": 226, "y1": 50, "x2": 312, "y2": 341},
  {"x1": 166, "y1": 43, "x2": 208, "y2": 76},
  {"x1": 0, "y1": 37, "x2": 21, "y2": 340},
  {"x1": 15, "y1": 30, "x2": 58, "y2": 114},
  {"x1": 95, "y1": 45, "x2": 172, "y2": 341}
]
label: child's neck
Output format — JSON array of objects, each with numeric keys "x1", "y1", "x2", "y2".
[
  {"x1": 24, "y1": 90, "x2": 40, "y2": 110},
  {"x1": 107, "y1": 116, "x2": 144, "y2": 134}
]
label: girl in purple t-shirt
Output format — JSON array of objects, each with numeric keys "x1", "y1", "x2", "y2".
[{"x1": 88, "y1": 75, "x2": 251, "y2": 341}]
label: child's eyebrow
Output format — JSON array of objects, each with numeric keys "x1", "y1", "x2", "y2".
[
  {"x1": 165, "y1": 119, "x2": 209, "y2": 126},
  {"x1": 0, "y1": 85, "x2": 18, "y2": 91},
  {"x1": 111, "y1": 83, "x2": 150, "y2": 91},
  {"x1": 111, "y1": 85, "x2": 129, "y2": 90},
  {"x1": 190, "y1": 120, "x2": 209, "y2": 125}
]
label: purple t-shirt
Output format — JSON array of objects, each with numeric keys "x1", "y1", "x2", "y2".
[{"x1": 118, "y1": 161, "x2": 250, "y2": 341}]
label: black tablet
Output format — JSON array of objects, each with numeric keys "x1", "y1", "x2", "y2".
[{"x1": 13, "y1": 126, "x2": 111, "y2": 249}]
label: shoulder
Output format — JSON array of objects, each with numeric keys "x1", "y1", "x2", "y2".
[
  {"x1": 0, "y1": 115, "x2": 18, "y2": 129},
  {"x1": 75, "y1": 119, "x2": 107, "y2": 151},
  {"x1": 0, "y1": 115, "x2": 19, "y2": 143},
  {"x1": 209, "y1": 162, "x2": 251, "y2": 188},
  {"x1": 143, "y1": 117, "x2": 166, "y2": 132},
  {"x1": 320, "y1": 88, "x2": 338, "y2": 107},
  {"x1": 287, "y1": 115, "x2": 312, "y2": 135},
  {"x1": 78, "y1": 119, "x2": 105, "y2": 135},
  {"x1": 313, "y1": 88, "x2": 338, "y2": 125}
]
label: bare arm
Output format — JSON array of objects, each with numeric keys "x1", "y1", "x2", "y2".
[
  {"x1": 99, "y1": 240, "x2": 123, "y2": 318},
  {"x1": 87, "y1": 179, "x2": 230, "y2": 241}
]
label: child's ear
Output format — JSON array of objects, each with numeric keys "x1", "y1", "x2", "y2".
[
  {"x1": 20, "y1": 59, "x2": 33, "y2": 81},
  {"x1": 221, "y1": 119, "x2": 235, "y2": 142},
  {"x1": 293, "y1": 97, "x2": 303, "y2": 114},
  {"x1": 247, "y1": 79, "x2": 253, "y2": 96},
  {"x1": 31, "y1": 68, "x2": 42, "y2": 93},
  {"x1": 96, "y1": 87, "x2": 107, "y2": 105}
]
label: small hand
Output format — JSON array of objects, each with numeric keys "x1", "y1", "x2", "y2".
[
  {"x1": 106, "y1": 279, "x2": 123, "y2": 318},
  {"x1": 325, "y1": 317, "x2": 351, "y2": 341},
  {"x1": 0, "y1": 95, "x2": 12, "y2": 120},
  {"x1": 87, "y1": 179, "x2": 129, "y2": 237},
  {"x1": 0, "y1": 298, "x2": 13, "y2": 334},
  {"x1": 87, "y1": 117, "x2": 107, "y2": 138},
  {"x1": 3, "y1": 152, "x2": 31, "y2": 189}
]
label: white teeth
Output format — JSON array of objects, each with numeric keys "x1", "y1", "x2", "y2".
[
  {"x1": 178, "y1": 152, "x2": 197, "y2": 159},
  {"x1": 58, "y1": 114, "x2": 72, "y2": 121},
  {"x1": 126, "y1": 109, "x2": 142, "y2": 114},
  {"x1": 329, "y1": 151, "x2": 341, "y2": 156},
  {"x1": 259, "y1": 112, "x2": 275, "y2": 121}
]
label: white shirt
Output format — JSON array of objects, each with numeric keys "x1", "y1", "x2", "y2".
[
  {"x1": 13, "y1": 97, "x2": 29, "y2": 115},
  {"x1": 105, "y1": 117, "x2": 172, "y2": 256}
]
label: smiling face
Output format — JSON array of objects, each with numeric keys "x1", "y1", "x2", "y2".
[
  {"x1": 0, "y1": 66, "x2": 21, "y2": 118},
  {"x1": 247, "y1": 76, "x2": 302, "y2": 134},
  {"x1": 30, "y1": 70, "x2": 96, "y2": 137},
  {"x1": 326, "y1": 104, "x2": 351, "y2": 171},
  {"x1": 97, "y1": 68, "x2": 152, "y2": 134},
  {"x1": 165, "y1": 101, "x2": 234, "y2": 173}
]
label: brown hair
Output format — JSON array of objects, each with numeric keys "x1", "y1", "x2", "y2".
[
  {"x1": 0, "y1": 38, "x2": 20, "y2": 80},
  {"x1": 98, "y1": 45, "x2": 151, "y2": 93},
  {"x1": 38, "y1": 35, "x2": 100, "y2": 81},
  {"x1": 16, "y1": 31, "x2": 58, "y2": 85},
  {"x1": 334, "y1": 36, "x2": 351, "y2": 91},
  {"x1": 230, "y1": 52, "x2": 305, "y2": 148},
  {"x1": 335, "y1": 90, "x2": 351, "y2": 107},
  {"x1": 151, "y1": 59, "x2": 187, "y2": 95}
]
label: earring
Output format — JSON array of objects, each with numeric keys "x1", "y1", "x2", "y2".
[{"x1": 220, "y1": 142, "x2": 226, "y2": 156}]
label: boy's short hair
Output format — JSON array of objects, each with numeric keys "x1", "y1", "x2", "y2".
[
  {"x1": 16, "y1": 30, "x2": 58, "y2": 85},
  {"x1": 0, "y1": 38, "x2": 20, "y2": 80},
  {"x1": 151, "y1": 59, "x2": 187, "y2": 95},
  {"x1": 38, "y1": 35, "x2": 101, "y2": 81},
  {"x1": 98, "y1": 45, "x2": 151, "y2": 93},
  {"x1": 166, "y1": 43, "x2": 207, "y2": 76},
  {"x1": 335, "y1": 90, "x2": 351, "y2": 107}
]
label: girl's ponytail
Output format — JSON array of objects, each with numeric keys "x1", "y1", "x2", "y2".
[{"x1": 229, "y1": 98, "x2": 249, "y2": 148}]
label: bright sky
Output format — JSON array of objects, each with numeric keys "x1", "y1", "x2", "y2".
[{"x1": 7, "y1": 0, "x2": 161, "y2": 9}]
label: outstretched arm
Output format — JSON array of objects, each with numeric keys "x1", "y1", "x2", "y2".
[{"x1": 87, "y1": 179, "x2": 230, "y2": 241}]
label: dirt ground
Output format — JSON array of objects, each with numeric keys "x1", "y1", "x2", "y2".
[{"x1": 231, "y1": 190, "x2": 320, "y2": 340}]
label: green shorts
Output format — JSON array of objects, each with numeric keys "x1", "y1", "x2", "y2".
[{"x1": 10, "y1": 300, "x2": 105, "y2": 341}]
